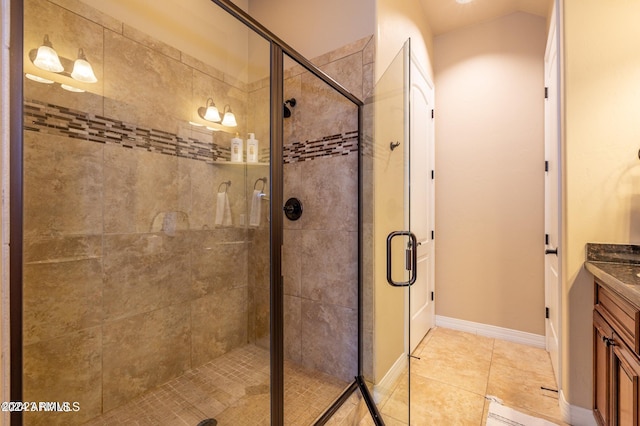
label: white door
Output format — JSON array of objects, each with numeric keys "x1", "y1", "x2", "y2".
[
  {"x1": 544, "y1": 1, "x2": 561, "y2": 388},
  {"x1": 409, "y1": 53, "x2": 435, "y2": 354}
]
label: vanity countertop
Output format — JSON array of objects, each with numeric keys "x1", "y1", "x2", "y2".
[{"x1": 585, "y1": 243, "x2": 640, "y2": 308}]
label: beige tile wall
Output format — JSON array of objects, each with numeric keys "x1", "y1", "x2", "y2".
[
  {"x1": 279, "y1": 36, "x2": 374, "y2": 382},
  {"x1": 23, "y1": 1, "x2": 258, "y2": 424}
]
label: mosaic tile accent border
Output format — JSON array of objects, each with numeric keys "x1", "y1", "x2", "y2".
[
  {"x1": 23, "y1": 99, "x2": 230, "y2": 162},
  {"x1": 23, "y1": 99, "x2": 359, "y2": 164},
  {"x1": 283, "y1": 131, "x2": 359, "y2": 163}
]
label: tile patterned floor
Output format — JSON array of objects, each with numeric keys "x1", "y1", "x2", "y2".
[
  {"x1": 84, "y1": 344, "x2": 352, "y2": 425},
  {"x1": 83, "y1": 327, "x2": 567, "y2": 425},
  {"x1": 360, "y1": 327, "x2": 568, "y2": 426}
]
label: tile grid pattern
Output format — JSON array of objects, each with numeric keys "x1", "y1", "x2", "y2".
[
  {"x1": 84, "y1": 344, "x2": 352, "y2": 425},
  {"x1": 362, "y1": 327, "x2": 568, "y2": 426},
  {"x1": 24, "y1": 99, "x2": 359, "y2": 165}
]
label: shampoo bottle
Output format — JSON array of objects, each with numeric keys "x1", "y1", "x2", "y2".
[
  {"x1": 247, "y1": 133, "x2": 259, "y2": 163},
  {"x1": 230, "y1": 133, "x2": 243, "y2": 162}
]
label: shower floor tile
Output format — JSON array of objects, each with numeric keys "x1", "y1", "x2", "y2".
[{"x1": 84, "y1": 344, "x2": 351, "y2": 425}]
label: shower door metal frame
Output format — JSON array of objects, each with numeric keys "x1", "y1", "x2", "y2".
[
  {"x1": 8, "y1": 0, "x2": 381, "y2": 423},
  {"x1": 210, "y1": 1, "x2": 380, "y2": 424},
  {"x1": 9, "y1": 0, "x2": 25, "y2": 425}
]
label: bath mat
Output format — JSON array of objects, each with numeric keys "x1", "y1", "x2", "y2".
[{"x1": 486, "y1": 400, "x2": 558, "y2": 426}]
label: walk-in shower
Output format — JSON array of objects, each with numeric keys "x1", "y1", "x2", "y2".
[{"x1": 10, "y1": 0, "x2": 377, "y2": 424}]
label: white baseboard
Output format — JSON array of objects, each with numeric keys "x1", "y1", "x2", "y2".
[
  {"x1": 435, "y1": 315, "x2": 546, "y2": 348},
  {"x1": 373, "y1": 352, "x2": 407, "y2": 404},
  {"x1": 560, "y1": 390, "x2": 596, "y2": 426}
]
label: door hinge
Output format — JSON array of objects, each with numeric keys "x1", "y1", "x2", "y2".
[
  {"x1": 545, "y1": 160, "x2": 549, "y2": 172},
  {"x1": 431, "y1": 109, "x2": 434, "y2": 119},
  {"x1": 545, "y1": 307, "x2": 550, "y2": 319},
  {"x1": 545, "y1": 234, "x2": 549, "y2": 245},
  {"x1": 431, "y1": 291, "x2": 434, "y2": 301},
  {"x1": 431, "y1": 230, "x2": 435, "y2": 240},
  {"x1": 545, "y1": 87, "x2": 549, "y2": 99},
  {"x1": 431, "y1": 170, "x2": 435, "y2": 180}
]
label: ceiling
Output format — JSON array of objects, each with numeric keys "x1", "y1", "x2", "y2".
[{"x1": 420, "y1": 0, "x2": 554, "y2": 36}]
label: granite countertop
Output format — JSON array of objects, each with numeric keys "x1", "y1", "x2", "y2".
[{"x1": 585, "y1": 243, "x2": 640, "y2": 307}]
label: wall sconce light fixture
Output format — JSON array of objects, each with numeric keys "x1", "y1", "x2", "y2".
[
  {"x1": 33, "y1": 35, "x2": 64, "y2": 73},
  {"x1": 197, "y1": 99, "x2": 237, "y2": 127},
  {"x1": 29, "y1": 35, "x2": 98, "y2": 89},
  {"x1": 71, "y1": 48, "x2": 97, "y2": 83},
  {"x1": 221, "y1": 105, "x2": 237, "y2": 127},
  {"x1": 198, "y1": 98, "x2": 221, "y2": 122}
]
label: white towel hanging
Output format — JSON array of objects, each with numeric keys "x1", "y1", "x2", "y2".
[
  {"x1": 249, "y1": 189, "x2": 261, "y2": 227},
  {"x1": 215, "y1": 192, "x2": 232, "y2": 226}
]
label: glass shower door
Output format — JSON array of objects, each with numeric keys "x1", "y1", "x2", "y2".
[
  {"x1": 280, "y1": 51, "x2": 361, "y2": 425},
  {"x1": 365, "y1": 39, "x2": 413, "y2": 424},
  {"x1": 17, "y1": 0, "x2": 370, "y2": 424},
  {"x1": 20, "y1": 1, "x2": 273, "y2": 424}
]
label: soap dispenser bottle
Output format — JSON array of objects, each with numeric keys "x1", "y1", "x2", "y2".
[
  {"x1": 230, "y1": 133, "x2": 243, "y2": 162},
  {"x1": 247, "y1": 133, "x2": 259, "y2": 163}
]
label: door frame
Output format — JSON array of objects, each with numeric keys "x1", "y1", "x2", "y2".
[
  {"x1": 544, "y1": 0, "x2": 563, "y2": 392},
  {"x1": 406, "y1": 50, "x2": 435, "y2": 355}
]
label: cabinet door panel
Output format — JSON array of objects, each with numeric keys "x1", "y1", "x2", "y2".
[
  {"x1": 594, "y1": 311, "x2": 613, "y2": 425},
  {"x1": 613, "y1": 340, "x2": 640, "y2": 425}
]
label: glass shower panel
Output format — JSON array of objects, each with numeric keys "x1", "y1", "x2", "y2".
[
  {"x1": 281, "y1": 53, "x2": 360, "y2": 425},
  {"x1": 362, "y1": 41, "x2": 411, "y2": 425},
  {"x1": 21, "y1": 0, "x2": 271, "y2": 424}
]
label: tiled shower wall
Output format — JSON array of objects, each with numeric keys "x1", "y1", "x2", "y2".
[
  {"x1": 23, "y1": 1, "x2": 263, "y2": 424},
  {"x1": 280, "y1": 38, "x2": 375, "y2": 381},
  {"x1": 22, "y1": 0, "x2": 373, "y2": 423}
]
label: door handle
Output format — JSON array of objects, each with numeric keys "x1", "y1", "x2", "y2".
[
  {"x1": 545, "y1": 248, "x2": 558, "y2": 255},
  {"x1": 386, "y1": 231, "x2": 417, "y2": 287}
]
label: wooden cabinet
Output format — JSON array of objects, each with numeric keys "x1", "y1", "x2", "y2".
[
  {"x1": 613, "y1": 341, "x2": 640, "y2": 425},
  {"x1": 594, "y1": 280, "x2": 640, "y2": 425}
]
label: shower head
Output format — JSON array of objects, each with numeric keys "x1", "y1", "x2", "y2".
[{"x1": 284, "y1": 98, "x2": 296, "y2": 118}]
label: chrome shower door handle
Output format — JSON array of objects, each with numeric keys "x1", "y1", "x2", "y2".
[{"x1": 386, "y1": 231, "x2": 418, "y2": 287}]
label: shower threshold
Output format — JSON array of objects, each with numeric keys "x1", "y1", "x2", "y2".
[{"x1": 83, "y1": 344, "x2": 356, "y2": 425}]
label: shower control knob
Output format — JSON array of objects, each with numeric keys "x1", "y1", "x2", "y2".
[{"x1": 284, "y1": 198, "x2": 303, "y2": 221}]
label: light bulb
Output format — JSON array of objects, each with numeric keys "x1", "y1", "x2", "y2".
[
  {"x1": 71, "y1": 49, "x2": 97, "y2": 83},
  {"x1": 204, "y1": 105, "x2": 221, "y2": 122},
  {"x1": 33, "y1": 35, "x2": 64, "y2": 73},
  {"x1": 221, "y1": 111, "x2": 237, "y2": 127}
]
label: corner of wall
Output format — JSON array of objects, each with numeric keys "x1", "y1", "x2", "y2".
[{"x1": 559, "y1": 390, "x2": 597, "y2": 426}]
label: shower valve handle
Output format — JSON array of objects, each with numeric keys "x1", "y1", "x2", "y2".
[{"x1": 283, "y1": 198, "x2": 303, "y2": 221}]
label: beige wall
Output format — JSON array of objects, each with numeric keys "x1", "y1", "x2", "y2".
[
  {"x1": 434, "y1": 12, "x2": 546, "y2": 336},
  {"x1": 562, "y1": 0, "x2": 640, "y2": 410},
  {"x1": 248, "y1": 0, "x2": 375, "y2": 62},
  {"x1": 376, "y1": 0, "x2": 434, "y2": 82}
]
